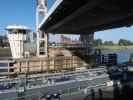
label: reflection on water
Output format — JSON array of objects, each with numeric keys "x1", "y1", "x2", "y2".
[{"x1": 102, "y1": 49, "x2": 133, "y2": 64}]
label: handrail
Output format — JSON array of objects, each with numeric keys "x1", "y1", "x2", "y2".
[{"x1": 0, "y1": 68, "x2": 108, "y2": 84}]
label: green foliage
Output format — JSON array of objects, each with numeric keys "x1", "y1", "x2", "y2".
[
  {"x1": 118, "y1": 39, "x2": 133, "y2": 46},
  {"x1": 93, "y1": 39, "x2": 102, "y2": 46},
  {"x1": 93, "y1": 38, "x2": 133, "y2": 47},
  {"x1": 0, "y1": 35, "x2": 9, "y2": 47},
  {"x1": 103, "y1": 41, "x2": 114, "y2": 45}
]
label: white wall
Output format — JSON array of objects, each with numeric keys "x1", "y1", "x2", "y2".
[{"x1": 8, "y1": 34, "x2": 26, "y2": 59}]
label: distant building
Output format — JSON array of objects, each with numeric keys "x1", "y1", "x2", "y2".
[{"x1": 60, "y1": 35, "x2": 81, "y2": 45}]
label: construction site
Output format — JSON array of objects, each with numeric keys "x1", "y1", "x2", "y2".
[
  {"x1": 4, "y1": 28, "x2": 95, "y2": 75},
  {"x1": 1, "y1": 0, "x2": 97, "y2": 76},
  {"x1": 1, "y1": 0, "x2": 132, "y2": 100}
]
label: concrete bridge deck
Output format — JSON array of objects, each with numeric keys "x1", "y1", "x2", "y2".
[{"x1": 40, "y1": 0, "x2": 133, "y2": 34}]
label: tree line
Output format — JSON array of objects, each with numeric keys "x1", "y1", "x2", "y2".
[
  {"x1": 0, "y1": 35, "x2": 9, "y2": 47},
  {"x1": 93, "y1": 38, "x2": 133, "y2": 46}
]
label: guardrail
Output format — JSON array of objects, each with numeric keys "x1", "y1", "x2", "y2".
[
  {"x1": 0, "y1": 60, "x2": 15, "y2": 75},
  {"x1": 4, "y1": 81, "x2": 111, "y2": 100},
  {"x1": 0, "y1": 67, "x2": 107, "y2": 84}
]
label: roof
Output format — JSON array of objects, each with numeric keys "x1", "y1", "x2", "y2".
[{"x1": 6, "y1": 25, "x2": 31, "y2": 31}]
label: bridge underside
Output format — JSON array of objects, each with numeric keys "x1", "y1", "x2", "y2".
[{"x1": 40, "y1": 0, "x2": 133, "y2": 34}]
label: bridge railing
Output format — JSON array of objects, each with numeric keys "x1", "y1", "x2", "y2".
[{"x1": 0, "y1": 68, "x2": 108, "y2": 87}]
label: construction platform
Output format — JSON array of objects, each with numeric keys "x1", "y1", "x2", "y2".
[{"x1": 0, "y1": 47, "x2": 96, "y2": 76}]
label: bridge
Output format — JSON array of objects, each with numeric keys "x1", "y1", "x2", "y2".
[
  {"x1": 37, "y1": 0, "x2": 133, "y2": 57},
  {"x1": 39, "y1": 0, "x2": 133, "y2": 34}
]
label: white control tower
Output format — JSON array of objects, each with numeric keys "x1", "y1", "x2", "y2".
[{"x1": 6, "y1": 25, "x2": 31, "y2": 59}]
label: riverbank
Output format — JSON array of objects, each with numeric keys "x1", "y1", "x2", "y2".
[
  {"x1": 94, "y1": 45, "x2": 133, "y2": 51},
  {"x1": 0, "y1": 48, "x2": 11, "y2": 57}
]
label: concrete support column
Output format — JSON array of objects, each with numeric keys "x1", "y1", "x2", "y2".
[
  {"x1": 37, "y1": 31, "x2": 48, "y2": 57},
  {"x1": 45, "y1": 32, "x2": 48, "y2": 56},
  {"x1": 36, "y1": 31, "x2": 40, "y2": 56},
  {"x1": 36, "y1": 7, "x2": 40, "y2": 57},
  {"x1": 36, "y1": 0, "x2": 48, "y2": 57},
  {"x1": 80, "y1": 33, "x2": 94, "y2": 55}
]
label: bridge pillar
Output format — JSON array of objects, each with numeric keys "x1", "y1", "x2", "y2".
[
  {"x1": 36, "y1": 0, "x2": 48, "y2": 57},
  {"x1": 80, "y1": 33, "x2": 94, "y2": 55},
  {"x1": 45, "y1": 32, "x2": 48, "y2": 56},
  {"x1": 37, "y1": 31, "x2": 48, "y2": 57}
]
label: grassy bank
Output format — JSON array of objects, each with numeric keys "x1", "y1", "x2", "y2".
[
  {"x1": 0, "y1": 48, "x2": 11, "y2": 57},
  {"x1": 94, "y1": 45, "x2": 133, "y2": 50}
]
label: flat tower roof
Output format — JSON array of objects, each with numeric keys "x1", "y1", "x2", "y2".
[{"x1": 6, "y1": 25, "x2": 31, "y2": 31}]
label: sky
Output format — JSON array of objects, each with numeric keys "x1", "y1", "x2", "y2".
[
  {"x1": 95, "y1": 26, "x2": 133, "y2": 43},
  {"x1": 0, "y1": 0, "x2": 133, "y2": 43},
  {"x1": 0, "y1": 0, "x2": 35, "y2": 34}
]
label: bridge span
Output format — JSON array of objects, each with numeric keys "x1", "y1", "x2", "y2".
[
  {"x1": 37, "y1": 0, "x2": 133, "y2": 57},
  {"x1": 39, "y1": 0, "x2": 133, "y2": 34}
]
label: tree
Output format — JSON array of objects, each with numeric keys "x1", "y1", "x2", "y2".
[
  {"x1": 118, "y1": 39, "x2": 133, "y2": 46},
  {"x1": 103, "y1": 41, "x2": 114, "y2": 45},
  {"x1": 93, "y1": 39, "x2": 102, "y2": 46},
  {"x1": 0, "y1": 35, "x2": 8, "y2": 47}
]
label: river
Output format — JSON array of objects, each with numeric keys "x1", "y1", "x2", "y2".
[{"x1": 102, "y1": 49, "x2": 133, "y2": 64}]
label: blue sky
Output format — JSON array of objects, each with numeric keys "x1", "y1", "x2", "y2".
[
  {"x1": 0, "y1": 0, "x2": 133, "y2": 43},
  {"x1": 0, "y1": 0, "x2": 36, "y2": 33},
  {"x1": 95, "y1": 26, "x2": 133, "y2": 43}
]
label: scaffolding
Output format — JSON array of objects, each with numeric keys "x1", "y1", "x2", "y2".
[{"x1": 12, "y1": 56, "x2": 87, "y2": 74}]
